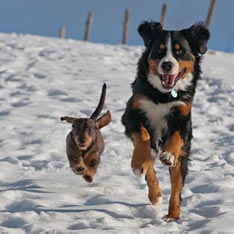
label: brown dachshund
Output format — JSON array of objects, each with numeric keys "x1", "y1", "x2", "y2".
[{"x1": 61, "y1": 84, "x2": 111, "y2": 183}]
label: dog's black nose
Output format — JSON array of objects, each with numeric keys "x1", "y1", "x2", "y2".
[
  {"x1": 161, "y1": 61, "x2": 173, "y2": 72},
  {"x1": 80, "y1": 137, "x2": 86, "y2": 144},
  {"x1": 76, "y1": 166, "x2": 85, "y2": 172}
]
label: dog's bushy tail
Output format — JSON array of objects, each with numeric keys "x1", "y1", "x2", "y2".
[{"x1": 90, "y1": 83, "x2": 106, "y2": 120}]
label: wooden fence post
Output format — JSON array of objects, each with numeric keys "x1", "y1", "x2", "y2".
[
  {"x1": 84, "y1": 12, "x2": 93, "y2": 41},
  {"x1": 205, "y1": 0, "x2": 217, "y2": 28},
  {"x1": 160, "y1": 4, "x2": 167, "y2": 27},
  {"x1": 59, "y1": 26, "x2": 66, "y2": 39},
  {"x1": 122, "y1": 9, "x2": 130, "y2": 45}
]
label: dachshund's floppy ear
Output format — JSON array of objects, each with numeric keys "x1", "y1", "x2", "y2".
[
  {"x1": 96, "y1": 111, "x2": 111, "y2": 129},
  {"x1": 181, "y1": 22, "x2": 210, "y2": 55},
  {"x1": 60, "y1": 116, "x2": 77, "y2": 124},
  {"x1": 138, "y1": 21, "x2": 162, "y2": 47}
]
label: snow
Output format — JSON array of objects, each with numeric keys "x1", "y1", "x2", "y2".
[{"x1": 0, "y1": 33, "x2": 234, "y2": 233}]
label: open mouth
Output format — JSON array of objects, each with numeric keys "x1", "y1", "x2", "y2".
[{"x1": 160, "y1": 68, "x2": 186, "y2": 89}]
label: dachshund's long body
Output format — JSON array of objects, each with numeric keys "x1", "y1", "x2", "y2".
[{"x1": 61, "y1": 84, "x2": 111, "y2": 183}]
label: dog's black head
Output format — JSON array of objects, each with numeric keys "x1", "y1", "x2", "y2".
[{"x1": 138, "y1": 21, "x2": 210, "y2": 93}]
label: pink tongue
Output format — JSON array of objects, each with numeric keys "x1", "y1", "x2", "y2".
[{"x1": 162, "y1": 74, "x2": 177, "y2": 87}]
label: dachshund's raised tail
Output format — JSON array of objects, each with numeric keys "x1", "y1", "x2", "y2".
[{"x1": 90, "y1": 83, "x2": 106, "y2": 120}]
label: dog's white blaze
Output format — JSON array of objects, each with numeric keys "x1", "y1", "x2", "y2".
[
  {"x1": 158, "y1": 34, "x2": 179, "y2": 75},
  {"x1": 140, "y1": 98, "x2": 184, "y2": 149}
]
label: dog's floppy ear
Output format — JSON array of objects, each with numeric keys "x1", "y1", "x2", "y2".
[
  {"x1": 96, "y1": 111, "x2": 111, "y2": 129},
  {"x1": 138, "y1": 21, "x2": 162, "y2": 47},
  {"x1": 60, "y1": 116, "x2": 77, "y2": 124},
  {"x1": 181, "y1": 22, "x2": 210, "y2": 55}
]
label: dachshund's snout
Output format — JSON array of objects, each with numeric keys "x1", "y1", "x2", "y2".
[
  {"x1": 75, "y1": 165, "x2": 85, "y2": 174},
  {"x1": 79, "y1": 136, "x2": 87, "y2": 144}
]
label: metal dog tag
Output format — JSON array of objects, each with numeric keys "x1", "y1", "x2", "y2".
[{"x1": 171, "y1": 90, "x2": 178, "y2": 98}]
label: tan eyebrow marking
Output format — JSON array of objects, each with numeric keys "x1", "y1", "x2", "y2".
[
  {"x1": 159, "y1": 44, "x2": 165, "y2": 50},
  {"x1": 175, "y1": 44, "x2": 180, "y2": 50}
]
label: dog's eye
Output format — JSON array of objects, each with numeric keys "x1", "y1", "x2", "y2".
[
  {"x1": 72, "y1": 124, "x2": 74, "y2": 128},
  {"x1": 157, "y1": 49, "x2": 163, "y2": 54},
  {"x1": 175, "y1": 48, "x2": 185, "y2": 56},
  {"x1": 157, "y1": 44, "x2": 165, "y2": 55},
  {"x1": 157, "y1": 47, "x2": 166, "y2": 55}
]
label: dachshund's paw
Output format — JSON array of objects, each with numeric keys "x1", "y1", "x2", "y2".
[
  {"x1": 83, "y1": 175, "x2": 93, "y2": 183},
  {"x1": 162, "y1": 215, "x2": 179, "y2": 223},
  {"x1": 159, "y1": 152, "x2": 176, "y2": 167}
]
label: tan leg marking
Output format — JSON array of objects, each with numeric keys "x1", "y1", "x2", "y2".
[
  {"x1": 131, "y1": 126, "x2": 151, "y2": 176},
  {"x1": 132, "y1": 127, "x2": 162, "y2": 205},
  {"x1": 145, "y1": 162, "x2": 162, "y2": 205},
  {"x1": 164, "y1": 131, "x2": 184, "y2": 159},
  {"x1": 165, "y1": 161, "x2": 183, "y2": 221}
]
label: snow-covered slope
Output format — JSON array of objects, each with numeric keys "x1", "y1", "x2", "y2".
[{"x1": 0, "y1": 33, "x2": 234, "y2": 234}]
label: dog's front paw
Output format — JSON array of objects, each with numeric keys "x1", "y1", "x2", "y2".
[
  {"x1": 148, "y1": 188, "x2": 163, "y2": 206},
  {"x1": 132, "y1": 163, "x2": 149, "y2": 177},
  {"x1": 159, "y1": 152, "x2": 177, "y2": 167},
  {"x1": 162, "y1": 214, "x2": 179, "y2": 223}
]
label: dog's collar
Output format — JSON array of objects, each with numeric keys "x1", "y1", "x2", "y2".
[
  {"x1": 137, "y1": 79, "x2": 194, "y2": 104},
  {"x1": 171, "y1": 90, "x2": 178, "y2": 98}
]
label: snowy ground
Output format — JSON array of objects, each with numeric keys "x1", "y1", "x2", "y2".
[{"x1": 0, "y1": 33, "x2": 234, "y2": 234}]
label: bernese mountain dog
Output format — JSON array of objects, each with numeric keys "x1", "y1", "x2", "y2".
[{"x1": 122, "y1": 21, "x2": 210, "y2": 222}]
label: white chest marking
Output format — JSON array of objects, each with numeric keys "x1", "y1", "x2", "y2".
[{"x1": 140, "y1": 98, "x2": 184, "y2": 149}]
